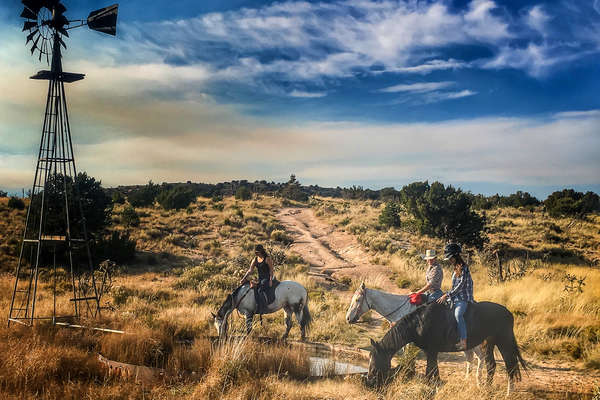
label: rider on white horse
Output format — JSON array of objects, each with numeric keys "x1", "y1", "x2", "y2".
[
  {"x1": 241, "y1": 244, "x2": 275, "y2": 314},
  {"x1": 409, "y1": 249, "x2": 444, "y2": 303}
]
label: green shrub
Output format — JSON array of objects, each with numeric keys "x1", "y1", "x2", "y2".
[
  {"x1": 7, "y1": 196, "x2": 25, "y2": 210},
  {"x1": 235, "y1": 186, "x2": 252, "y2": 201},
  {"x1": 111, "y1": 191, "x2": 125, "y2": 204},
  {"x1": 128, "y1": 181, "x2": 159, "y2": 207},
  {"x1": 96, "y1": 231, "x2": 136, "y2": 264},
  {"x1": 378, "y1": 202, "x2": 401, "y2": 228},
  {"x1": 399, "y1": 181, "x2": 486, "y2": 248},
  {"x1": 544, "y1": 189, "x2": 600, "y2": 218},
  {"x1": 121, "y1": 205, "x2": 140, "y2": 227},
  {"x1": 270, "y1": 229, "x2": 292, "y2": 244},
  {"x1": 280, "y1": 174, "x2": 309, "y2": 202},
  {"x1": 156, "y1": 186, "x2": 196, "y2": 210}
]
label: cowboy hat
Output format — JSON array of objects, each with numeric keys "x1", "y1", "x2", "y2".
[{"x1": 421, "y1": 249, "x2": 437, "y2": 260}]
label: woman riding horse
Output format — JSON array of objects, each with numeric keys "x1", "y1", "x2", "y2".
[
  {"x1": 436, "y1": 243, "x2": 473, "y2": 351},
  {"x1": 409, "y1": 249, "x2": 444, "y2": 303},
  {"x1": 240, "y1": 244, "x2": 274, "y2": 313}
]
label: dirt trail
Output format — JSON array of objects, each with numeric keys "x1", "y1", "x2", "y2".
[
  {"x1": 277, "y1": 207, "x2": 600, "y2": 398},
  {"x1": 277, "y1": 207, "x2": 401, "y2": 293}
]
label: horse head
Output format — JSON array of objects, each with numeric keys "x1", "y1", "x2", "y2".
[
  {"x1": 346, "y1": 281, "x2": 369, "y2": 324},
  {"x1": 213, "y1": 294, "x2": 233, "y2": 338},
  {"x1": 367, "y1": 338, "x2": 393, "y2": 387}
]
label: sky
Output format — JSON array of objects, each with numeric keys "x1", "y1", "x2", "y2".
[{"x1": 0, "y1": 0, "x2": 599, "y2": 199}]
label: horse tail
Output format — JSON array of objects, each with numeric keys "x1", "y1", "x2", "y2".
[
  {"x1": 301, "y1": 300, "x2": 312, "y2": 332},
  {"x1": 509, "y1": 333, "x2": 528, "y2": 381}
]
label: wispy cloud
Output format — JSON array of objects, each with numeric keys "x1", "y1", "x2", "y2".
[
  {"x1": 289, "y1": 90, "x2": 327, "y2": 98},
  {"x1": 421, "y1": 90, "x2": 477, "y2": 103},
  {"x1": 378, "y1": 81, "x2": 455, "y2": 93},
  {"x1": 110, "y1": 0, "x2": 597, "y2": 86}
]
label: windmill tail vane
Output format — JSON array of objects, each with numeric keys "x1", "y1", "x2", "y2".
[{"x1": 8, "y1": 0, "x2": 118, "y2": 329}]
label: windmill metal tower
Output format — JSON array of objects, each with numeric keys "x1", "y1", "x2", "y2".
[{"x1": 8, "y1": 0, "x2": 119, "y2": 327}]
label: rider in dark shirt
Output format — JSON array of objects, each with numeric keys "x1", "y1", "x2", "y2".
[{"x1": 241, "y1": 244, "x2": 274, "y2": 313}]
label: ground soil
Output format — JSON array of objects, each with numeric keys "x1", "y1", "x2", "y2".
[{"x1": 277, "y1": 207, "x2": 600, "y2": 398}]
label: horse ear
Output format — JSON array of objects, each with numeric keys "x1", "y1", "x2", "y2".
[{"x1": 370, "y1": 338, "x2": 379, "y2": 350}]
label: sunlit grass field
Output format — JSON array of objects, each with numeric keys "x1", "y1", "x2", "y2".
[{"x1": 0, "y1": 195, "x2": 598, "y2": 399}]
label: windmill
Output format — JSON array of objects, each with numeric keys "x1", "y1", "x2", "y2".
[{"x1": 8, "y1": 0, "x2": 119, "y2": 328}]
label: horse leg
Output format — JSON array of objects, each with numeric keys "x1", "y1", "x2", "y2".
[
  {"x1": 294, "y1": 303, "x2": 306, "y2": 341},
  {"x1": 483, "y1": 339, "x2": 497, "y2": 387},
  {"x1": 464, "y1": 349, "x2": 473, "y2": 379},
  {"x1": 496, "y1": 337, "x2": 519, "y2": 396},
  {"x1": 282, "y1": 306, "x2": 293, "y2": 341},
  {"x1": 245, "y1": 313, "x2": 254, "y2": 335},
  {"x1": 472, "y1": 344, "x2": 484, "y2": 386},
  {"x1": 425, "y1": 351, "x2": 440, "y2": 383}
]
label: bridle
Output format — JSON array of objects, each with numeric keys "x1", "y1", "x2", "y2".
[{"x1": 352, "y1": 287, "x2": 411, "y2": 323}]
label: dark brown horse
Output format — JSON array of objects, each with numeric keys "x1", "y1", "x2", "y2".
[{"x1": 368, "y1": 301, "x2": 527, "y2": 395}]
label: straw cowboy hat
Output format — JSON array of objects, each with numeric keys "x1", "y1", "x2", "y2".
[{"x1": 421, "y1": 249, "x2": 437, "y2": 260}]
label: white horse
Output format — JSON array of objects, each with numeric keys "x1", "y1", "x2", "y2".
[
  {"x1": 212, "y1": 280, "x2": 311, "y2": 341},
  {"x1": 346, "y1": 282, "x2": 483, "y2": 383}
]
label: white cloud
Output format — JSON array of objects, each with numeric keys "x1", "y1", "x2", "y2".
[
  {"x1": 378, "y1": 81, "x2": 455, "y2": 93},
  {"x1": 527, "y1": 5, "x2": 550, "y2": 36},
  {"x1": 421, "y1": 89, "x2": 477, "y2": 103},
  {"x1": 289, "y1": 90, "x2": 327, "y2": 98},
  {"x1": 390, "y1": 59, "x2": 469, "y2": 74}
]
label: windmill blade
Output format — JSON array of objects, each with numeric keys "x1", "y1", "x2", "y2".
[
  {"x1": 22, "y1": 0, "x2": 43, "y2": 15},
  {"x1": 30, "y1": 34, "x2": 41, "y2": 55},
  {"x1": 23, "y1": 20, "x2": 38, "y2": 31},
  {"x1": 87, "y1": 4, "x2": 118, "y2": 36},
  {"x1": 58, "y1": 35, "x2": 66, "y2": 49},
  {"x1": 20, "y1": 7, "x2": 38, "y2": 20},
  {"x1": 57, "y1": 26, "x2": 69, "y2": 37},
  {"x1": 26, "y1": 29, "x2": 38, "y2": 44}
]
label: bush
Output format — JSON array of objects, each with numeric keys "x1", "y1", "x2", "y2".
[
  {"x1": 399, "y1": 181, "x2": 486, "y2": 248},
  {"x1": 379, "y1": 202, "x2": 401, "y2": 228},
  {"x1": 0, "y1": 189, "x2": 7, "y2": 197},
  {"x1": 29, "y1": 172, "x2": 112, "y2": 236},
  {"x1": 280, "y1": 174, "x2": 309, "y2": 202},
  {"x1": 544, "y1": 189, "x2": 600, "y2": 218},
  {"x1": 270, "y1": 229, "x2": 292, "y2": 245},
  {"x1": 7, "y1": 196, "x2": 25, "y2": 210},
  {"x1": 95, "y1": 231, "x2": 136, "y2": 264},
  {"x1": 128, "y1": 181, "x2": 159, "y2": 207},
  {"x1": 121, "y1": 205, "x2": 140, "y2": 227},
  {"x1": 156, "y1": 186, "x2": 196, "y2": 210},
  {"x1": 235, "y1": 186, "x2": 252, "y2": 201},
  {"x1": 111, "y1": 191, "x2": 125, "y2": 204}
]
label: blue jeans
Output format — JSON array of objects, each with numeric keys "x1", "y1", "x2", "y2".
[
  {"x1": 453, "y1": 300, "x2": 468, "y2": 340},
  {"x1": 427, "y1": 289, "x2": 444, "y2": 302}
]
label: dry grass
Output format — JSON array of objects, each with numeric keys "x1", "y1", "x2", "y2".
[{"x1": 1, "y1": 194, "x2": 599, "y2": 398}]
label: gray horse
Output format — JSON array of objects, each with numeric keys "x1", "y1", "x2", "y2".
[{"x1": 213, "y1": 280, "x2": 311, "y2": 341}]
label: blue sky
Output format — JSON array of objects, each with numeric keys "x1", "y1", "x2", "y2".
[{"x1": 1, "y1": 0, "x2": 599, "y2": 198}]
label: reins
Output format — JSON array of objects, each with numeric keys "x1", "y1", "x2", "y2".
[
  {"x1": 232, "y1": 286, "x2": 252, "y2": 317},
  {"x1": 355, "y1": 289, "x2": 411, "y2": 323}
]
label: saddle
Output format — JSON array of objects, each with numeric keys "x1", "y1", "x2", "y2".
[{"x1": 440, "y1": 301, "x2": 478, "y2": 343}]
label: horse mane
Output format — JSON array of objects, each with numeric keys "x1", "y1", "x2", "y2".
[
  {"x1": 216, "y1": 284, "x2": 249, "y2": 318},
  {"x1": 378, "y1": 304, "x2": 426, "y2": 354},
  {"x1": 216, "y1": 293, "x2": 233, "y2": 319}
]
